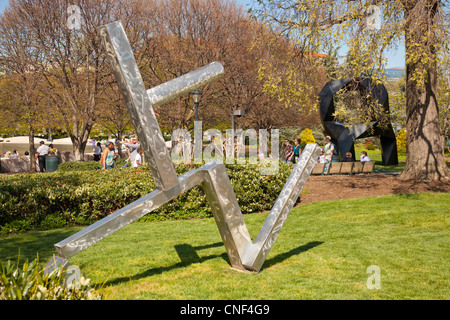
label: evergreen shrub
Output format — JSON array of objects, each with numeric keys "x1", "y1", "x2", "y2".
[{"x1": 0, "y1": 161, "x2": 293, "y2": 235}]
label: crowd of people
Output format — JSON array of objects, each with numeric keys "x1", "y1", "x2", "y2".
[
  {"x1": 94, "y1": 134, "x2": 144, "y2": 170},
  {"x1": 280, "y1": 135, "x2": 372, "y2": 170},
  {"x1": 2, "y1": 133, "x2": 375, "y2": 173},
  {"x1": 0, "y1": 134, "x2": 145, "y2": 172},
  {"x1": 0, "y1": 141, "x2": 59, "y2": 173},
  {"x1": 2, "y1": 149, "x2": 21, "y2": 159}
]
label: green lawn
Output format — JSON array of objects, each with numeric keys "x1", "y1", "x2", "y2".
[
  {"x1": 355, "y1": 148, "x2": 450, "y2": 172},
  {"x1": 355, "y1": 148, "x2": 406, "y2": 172},
  {"x1": 1, "y1": 192, "x2": 448, "y2": 300}
]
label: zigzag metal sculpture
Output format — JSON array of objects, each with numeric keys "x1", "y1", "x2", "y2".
[
  {"x1": 44, "y1": 21, "x2": 321, "y2": 274},
  {"x1": 318, "y1": 77, "x2": 398, "y2": 166}
]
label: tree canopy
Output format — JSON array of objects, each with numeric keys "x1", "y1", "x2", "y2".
[{"x1": 252, "y1": 0, "x2": 449, "y2": 181}]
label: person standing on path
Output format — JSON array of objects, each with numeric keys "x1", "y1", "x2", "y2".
[
  {"x1": 293, "y1": 138, "x2": 302, "y2": 164},
  {"x1": 282, "y1": 140, "x2": 294, "y2": 164},
  {"x1": 323, "y1": 136, "x2": 335, "y2": 173},
  {"x1": 134, "y1": 148, "x2": 144, "y2": 167},
  {"x1": 125, "y1": 137, "x2": 141, "y2": 167},
  {"x1": 35, "y1": 141, "x2": 50, "y2": 172},
  {"x1": 100, "y1": 141, "x2": 116, "y2": 170},
  {"x1": 93, "y1": 142, "x2": 102, "y2": 162}
]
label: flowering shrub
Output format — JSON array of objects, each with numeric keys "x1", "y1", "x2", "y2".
[
  {"x1": 299, "y1": 128, "x2": 316, "y2": 148},
  {"x1": 396, "y1": 128, "x2": 407, "y2": 155},
  {"x1": 0, "y1": 162, "x2": 293, "y2": 235},
  {"x1": 364, "y1": 140, "x2": 376, "y2": 150},
  {"x1": 366, "y1": 142, "x2": 376, "y2": 150}
]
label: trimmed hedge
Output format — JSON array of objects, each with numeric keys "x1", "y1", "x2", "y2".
[
  {"x1": 0, "y1": 162, "x2": 294, "y2": 235},
  {"x1": 56, "y1": 161, "x2": 102, "y2": 172},
  {"x1": 57, "y1": 158, "x2": 130, "y2": 171}
]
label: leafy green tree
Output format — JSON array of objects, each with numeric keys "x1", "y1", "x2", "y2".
[{"x1": 253, "y1": 0, "x2": 449, "y2": 181}]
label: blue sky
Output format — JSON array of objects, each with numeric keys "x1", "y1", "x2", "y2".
[{"x1": 0, "y1": 0, "x2": 404, "y2": 68}]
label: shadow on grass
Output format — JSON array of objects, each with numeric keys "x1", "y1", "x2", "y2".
[
  {"x1": 0, "y1": 227, "x2": 81, "y2": 264},
  {"x1": 103, "y1": 241, "x2": 323, "y2": 286},
  {"x1": 263, "y1": 241, "x2": 323, "y2": 270}
]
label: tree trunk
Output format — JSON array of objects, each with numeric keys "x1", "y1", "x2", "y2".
[
  {"x1": 399, "y1": 0, "x2": 449, "y2": 181},
  {"x1": 72, "y1": 137, "x2": 90, "y2": 162},
  {"x1": 400, "y1": 65, "x2": 449, "y2": 181},
  {"x1": 28, "y1": 127, "x2": 36, "y2": 173},
  {"x1": 68, "y1": 109, "x2": 94, "y2": 162},
  {"x1": 117, "y1": 130, "x2": 123, "y2": 157},
  {"x1": 71, "y1": 125, "x2": 92, "y2": 162}
]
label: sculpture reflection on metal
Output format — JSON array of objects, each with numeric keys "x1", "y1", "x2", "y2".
[
  {"x1": 318, "y1": 77, "x2": 398, "y2": 166},
  {"x1": 44, "y1": 21, "x2": 321, "y2": 274}
]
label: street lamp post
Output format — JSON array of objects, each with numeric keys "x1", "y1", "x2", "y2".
[
  {"x1": 232, "y1": 109, "x2": 245, "y2": 132},
  {"x1": 192, "y1": 90, "x2": 202, "y2": 122}
]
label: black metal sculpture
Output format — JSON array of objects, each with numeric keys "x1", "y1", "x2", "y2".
[{"x1": 318, "y1": 77, "x2": 398, "y2": 166}]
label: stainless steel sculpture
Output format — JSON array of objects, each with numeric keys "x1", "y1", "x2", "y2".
[{"x1": 45, "y1": 21, "x2": 321, "y2": 274}]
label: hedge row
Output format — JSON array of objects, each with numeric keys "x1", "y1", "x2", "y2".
[{"x1": 0, "y1": 162, "x2": 293, "y2": 235}]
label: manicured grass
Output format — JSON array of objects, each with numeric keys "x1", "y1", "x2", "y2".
[
  {"x1": 355, "y1": 148, "x2": 450, "y2": 172},
  {"x1": 1, "y1": 192, "x2": 449, "y2": 299},
  {"x1": 355, "y1": 148, "x2": 406, "y2": 173}
]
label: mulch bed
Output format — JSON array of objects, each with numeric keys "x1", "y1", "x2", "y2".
[{"x1": 298, "y1": 173, "x2": 450, "y2": 206}]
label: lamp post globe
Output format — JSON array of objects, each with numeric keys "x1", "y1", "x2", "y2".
[{"x1": 192, "y1": 90, "x2": 202, "y2": 122}]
